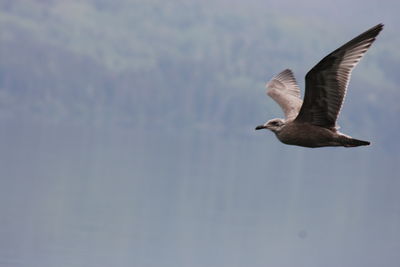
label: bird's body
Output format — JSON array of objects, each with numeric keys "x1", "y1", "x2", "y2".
[
  {"x1": 256, "y1": 24, "x2": 383, "y2": 148},
  {"x1": 271, "y1": 121, "x2": 369, "y2": 148}
]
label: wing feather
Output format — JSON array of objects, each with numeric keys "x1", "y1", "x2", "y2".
[
  {"x1": 266, "y1": 69, "x2": 302, "y2": 121},
  {"x1": 295, "y1": 24, "x2": 383, "y2": 128}
]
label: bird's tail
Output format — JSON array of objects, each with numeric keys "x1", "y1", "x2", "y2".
[{"x1": 345, "y1": 138, "x2": 370, "y2": 147}]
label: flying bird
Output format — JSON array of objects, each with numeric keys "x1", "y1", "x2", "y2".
[{"x1": 255, "y1": 24, "x2": 383, "y2": 148}]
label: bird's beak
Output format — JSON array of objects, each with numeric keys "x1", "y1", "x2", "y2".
[{"x1": 255, "y1": 125, "x2": 266, "y2": 130}]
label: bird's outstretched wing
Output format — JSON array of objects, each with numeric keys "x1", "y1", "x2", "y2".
[
  {"x1": 294, "y1": 23, "x2": 383, "y2": 128},
  {"x1": 266, "y1": 69, "x2": 303, "y2": 121}
]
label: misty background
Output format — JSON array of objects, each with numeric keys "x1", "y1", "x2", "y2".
[{"x1": 1, "y1": 0, "x2": 400, "y2": 266}]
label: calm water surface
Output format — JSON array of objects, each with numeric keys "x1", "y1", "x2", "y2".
[{"x1": 0, "y1": 123, "x2": 399, "y2": 267}]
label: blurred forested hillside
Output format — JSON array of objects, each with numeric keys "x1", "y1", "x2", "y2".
[{"x1": 1, "y1": 0, "x2": 399, "y2": 141}]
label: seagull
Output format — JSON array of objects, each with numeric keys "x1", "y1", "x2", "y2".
[{"x1": 255, "y1": 23, "x2": 383, "y2": 148}]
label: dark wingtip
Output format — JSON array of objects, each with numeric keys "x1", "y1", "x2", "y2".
[
  {"x1": 377, "y1": 23, "x2": 384, "y2": 30},
  {"x1": 354, "y1": 23, "x2": 384, "y2": 44},
  {"x1": 370, "y1": 23, "x2": 384, "y2": 35}
]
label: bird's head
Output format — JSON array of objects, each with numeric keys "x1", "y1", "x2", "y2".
[{"x1": 255, "y1": 118, "x2": 285, "y2": 133}]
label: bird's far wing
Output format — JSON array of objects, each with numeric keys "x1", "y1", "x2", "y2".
[
  {"x1": 295, "y1": 23, "x2": 383, "y2": 128},
  {"x1": 266, "y1": 69, "x2": 303, "y2": 121}
]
